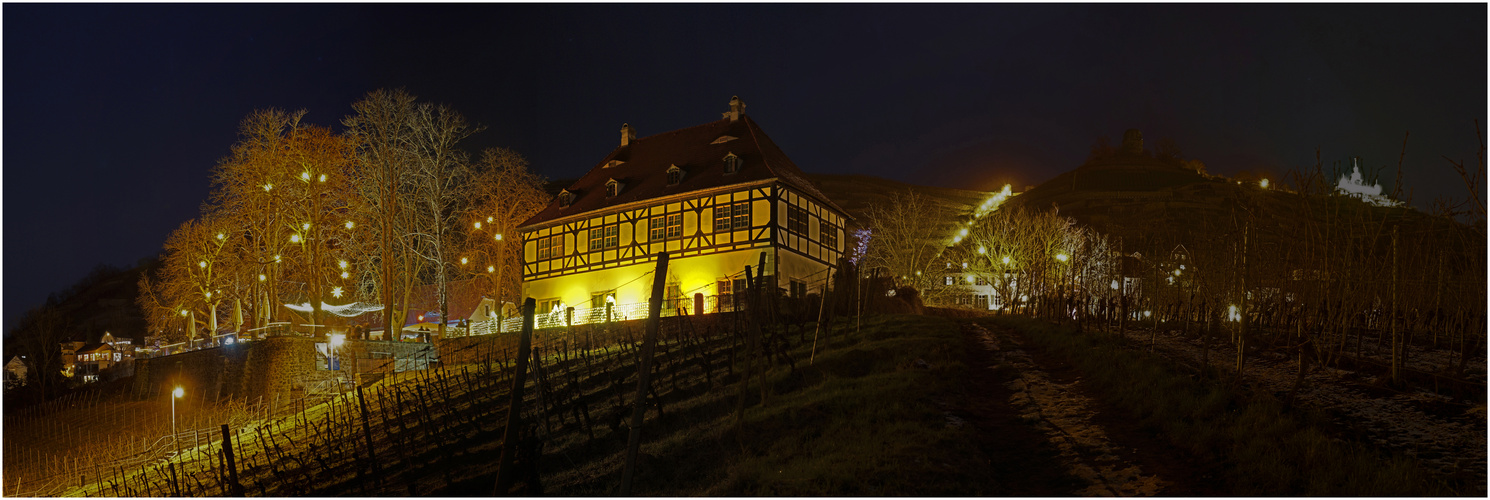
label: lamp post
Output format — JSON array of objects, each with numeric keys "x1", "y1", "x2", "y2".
[{"x1": 172, "y1": 386, "x2": 184, "y2": 460}]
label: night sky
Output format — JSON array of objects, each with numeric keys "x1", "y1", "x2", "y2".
[{"x1": 4, "y1": 4, "x2": 1484, "y2": 334}]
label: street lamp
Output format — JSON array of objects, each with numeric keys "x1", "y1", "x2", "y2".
[
  {"x1": 172, "y1": 386, "x2": 184, "y2": 460},
  {"x1": 329, "y1": 333, "x2": 345, "y2": 371}
]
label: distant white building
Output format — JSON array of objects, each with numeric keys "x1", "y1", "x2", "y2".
[{"x1": 5, "y1": 356, "x2": 27, "y2": 388}]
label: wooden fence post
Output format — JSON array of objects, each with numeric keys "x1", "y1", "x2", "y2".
[
  {"x1": 219, "y1": 424, "x2": 243, "y2": 496},
  {"x1": 493, "y1": 298, "x2": 536, "y2": 496},
  {"x1": 621, "y1": 253, "x2": 670, "y2": 496}
]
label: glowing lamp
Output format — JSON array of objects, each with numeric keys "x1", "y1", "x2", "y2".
[
  {"x1": 300, "y1": 172, "x2": 311, "y2": 181},
  {"x1": 340, "y1": 271, "x2": 349, "y2": 279},
  {"x1": 199, "y1": 261, "x2": 207, "y2": 268},
  {"x1": 302, "y1": 223, "x2": 310, "y2": 231},
  {"x1": 180, "y1": 309, "x2": 189, "y2": 316},
  {"x1": 263, "y1": 183, "x2": 273, "y2": 191},
  {"x1": 474, "y1": 221, "x2": 482, "y2": 229},
  {"x1": 259, "y1": 274, "x2": 267, "y2": 281},
  {"x1": 318, "y1": 173, "x2": 326, "y2": 182},
  {"x1": 290, "y1": 234, "x2": 301, "y2": 243},
  {"x1": 487, "y1": 265, "x2": 495, "y2": 273},
  {"x1": 216, "y1": 233, "x2": 225, "y2": 240},
  {"x1": 331, "y1": 286, "x2": 344, "y2": 298},
  {"x1": 461, "y1": 257, "x2": 469, "y2": 265},
  {"x1": 1056, "y1": 253, "x2": 1069, "y2": 262},
  {"x1": 494, "y1": 233, "x2": 503, "y2": 241},
  {"x1": 486, "y1": 216, "x2": 493, "y2": 223},
  {"x1": 345, "y1": 221, "x2": 355, "y2": 229},
  {"x1": 1260, "y1": 179, "x2": 1270, "y2": 189},
  {"x1": 329, "y1": 333, "x2": 345, "y2": 348},
  {"x1": 338, "y1": 260, "x2": 348, "y2": 269},
  {"x1": 1001, "y1": 256, "x2": 1010, "y2": 265},
  {"x1": 1110, "y1": 280, "x2": 1120, "y2": 290},
  {"x1": 977, "y1": 246, "x2": 986, "y2": 254},
  {"x1": 173, "y1": 387, "x2": 184, "y2": 398}
]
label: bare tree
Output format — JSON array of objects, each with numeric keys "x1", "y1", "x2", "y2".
[
  {"x1": 460, "y1": 147, "x2": 548, "y2": 319},
  {"x1": 863, "y1": 189, "x2": 952, "y2": 291},
  {"x1": 405, "y1": 102, "x2": 480, "y2": 342},
  {"x1": 15, "y1": 306, "x2": 72, "y2": 401},
  {"x1": 344, "y1": 89, "x2": 419, "y2": 341}
]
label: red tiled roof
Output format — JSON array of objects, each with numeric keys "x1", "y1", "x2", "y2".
[{"x1": 520, "y1": 113, "x2": 846, "y2": 229}]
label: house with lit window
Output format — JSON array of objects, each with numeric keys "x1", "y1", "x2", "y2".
[
  {"x1": 518, "y1": 97, "x2": 849, "y2": 325},
  {"x1": 60, "y1": 332, "x2": 135, "y2": 383}
]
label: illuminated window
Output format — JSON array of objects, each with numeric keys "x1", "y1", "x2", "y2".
[
  {"x1": 538, "y1": 234, "x2": 562, "y2": 260},
  {"x1": 650, "y1": 213, "x2": 682, "y2": 240},
  {"x1": 944, "y1": 275, "x2": 956, "y2": 286},
  {"x1": 787, "y1": 205, "x2": 808, "y2": 234},
  {"x1": 723, "y1": 153, "x2": 742, "y2": 174},
  {"x1": 731, "y1": 202, "x2": 751, "y2": 229},
  {"x1": 714, "y1": 204, "x2": 732, "y2": 231},
  {"x1": 588, "y1": 225, "x2": 618, "y2": 251}
]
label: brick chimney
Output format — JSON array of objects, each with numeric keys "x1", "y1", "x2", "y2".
[
  {"x1": 725, "y1": 96, "x2": 746, "y2": 123},
  {"x1": 621, "y1": 123, "x2": 636, "y2": 146}
]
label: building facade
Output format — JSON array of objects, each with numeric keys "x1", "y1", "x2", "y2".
[{"x1": 519, "y1": 97, "x2": 848, "y2": 325}]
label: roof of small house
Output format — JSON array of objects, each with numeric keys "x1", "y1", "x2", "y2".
[
  {"x1": 521, "y1": 111, "x2": 846, "y2": 229},
  {"x1": 74, "y1": 342, "x2": 112, "y2": 355}
]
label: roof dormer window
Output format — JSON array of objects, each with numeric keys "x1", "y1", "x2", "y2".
[
  {"x1": 723, "y1": 152, "x2": 742, "y2": 175},
  {"x1": 710, "y1": 135, "x2": 738, "y2": 145},
  {"x1": 605, "y1": 160, "x2": 625, "y2": 169},
  {"x1": 605, "y1": 178, "x2": 623, "y2": 198},
  {"x1": 666, "y1": 164, "x2": 683, "y2": 186},
  {"x1": 558, "y1": 189, "x2": 575, "y2": 208}
]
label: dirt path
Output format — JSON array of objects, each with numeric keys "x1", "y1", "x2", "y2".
[{"x1": 961, "y1": 321, "x2": 1224, "y2": 496}]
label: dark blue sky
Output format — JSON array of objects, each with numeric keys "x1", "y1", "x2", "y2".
[{"x1": 4, "y1": 4, "x2": 1484, "y2": 333}]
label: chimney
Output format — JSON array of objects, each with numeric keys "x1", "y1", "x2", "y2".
[
  {"x1": 621, "y1": 123, "x2": 636, "y2": 147},
  {"x1": 726, "y1": 96, "x2": 745, "y2": 122}
]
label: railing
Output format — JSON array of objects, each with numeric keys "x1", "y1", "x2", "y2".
[{"x1": 472, "y1": 295, "x2": 738, "y2": 335}]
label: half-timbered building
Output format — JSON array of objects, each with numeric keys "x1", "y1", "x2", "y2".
[{"x1": 518, "y1": 97, "x2": 849, "y2": 322}]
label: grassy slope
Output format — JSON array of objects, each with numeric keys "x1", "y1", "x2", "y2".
[
  {"x1": 982, "y1": 315, "x2": 1462, "y2": 496},
  {"x1": 553, "y1": 314, "x2": 993, "y2": 495}
]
